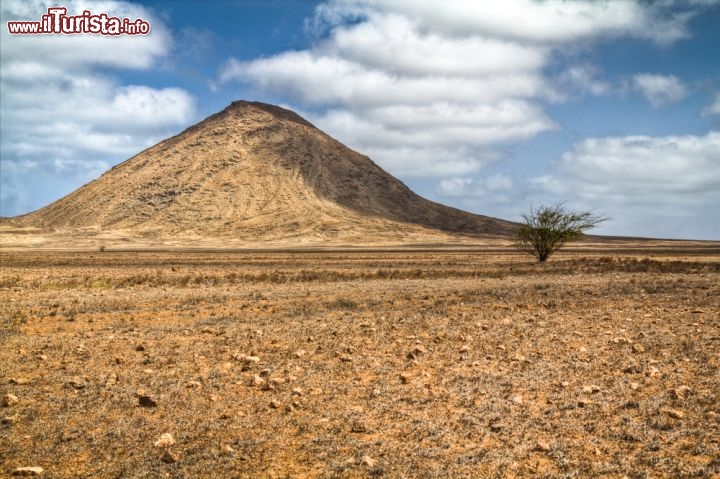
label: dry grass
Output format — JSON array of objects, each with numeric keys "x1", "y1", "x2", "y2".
[{"x1": 1, "y1": 248, "x2": 719, "y2": 478}]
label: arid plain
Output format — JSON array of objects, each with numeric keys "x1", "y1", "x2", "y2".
[{"x1": 1, "y1": 244, "x2": 719, "y2": 478}]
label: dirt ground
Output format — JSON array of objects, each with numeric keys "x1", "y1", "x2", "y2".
[{"x1": 1, "y1": 247, "x2": 719, "y2": 478}]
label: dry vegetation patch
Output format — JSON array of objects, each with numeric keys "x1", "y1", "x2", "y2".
[{"x1": 1, "y1": 249, "x2": 719, "y2": 478}]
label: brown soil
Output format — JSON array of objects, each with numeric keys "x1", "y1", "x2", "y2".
[{"x1": 1, "y1": 246, "x2": 719, "y2": 478}]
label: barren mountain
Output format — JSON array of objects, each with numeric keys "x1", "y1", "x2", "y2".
[{"x1": 10, "y1": 101, "x2": 516, "y2": 244}]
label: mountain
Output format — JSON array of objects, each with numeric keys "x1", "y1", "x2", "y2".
[{"x1": 9, "y1": 101, "x2": 517, "y2": 244}]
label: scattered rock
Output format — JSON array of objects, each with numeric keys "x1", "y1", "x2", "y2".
[
  {"x1": 269, "y1": 400, "x2": 281, "y2": 409},
  {"x1": 291, "y1": 387, "x2": 303, "y2": 396},
  {"x1": 223, "y1": 444, "x2": 235, "y2": 453},
  {"x1": 632, "y1": 343, "x2": 645, "y2": 353},
  {"x1": 511, "y1": 395, "x2": 523, "y2": 405},
  {"x1": 399, "y1": 373, "x2": 410, "y2": 384},
  {"x1": 535, "y1": 440, "x2": 552, "y2": 452},
  {"x1": 670, "y1": 385, "x2": 691, "y2": 400},
  {"x1": 361, "y1": 455, "x2": 377, "y2": 468},
  {"x1": 582, "y1": 385, "x2": 601, "y2": 394},
  {"x1": 154, "y1": 433, "x2": 175, "y2": 448},
  {"x1": 407, "y1": 345, "x2": 427, "y2": 360},
  {"x1": 37, "y1": 354, "x2": 48, "y2": 361},
  {"x1": 623, "y1": 364, "x2": 642, "y2": 374},
  {"x1": 630, "y1": 382, "x2": 640, "y2": 390},
  {"x1": 662, "y1": 407, "x2": 685, "y2": 419},
  {"x1": 68, "y1": 377, "x2": 86, "y2": 390},
  {"x1": 351, "y1": 420, "x2": 369, "y2": 433},
  {"x1": 135, "y1": 344, "x2": 146, "y2": 352},
  {"x1": 186, "y1": 380, "x2": 202, "y2": 389},
  {"x1": 560, "y1": 381, "x2": 570, "y2": 388},
  {"x1": 161, "y1": 450, "x2": 179, "y2": 463},
  {"x1": 12, "y1": 467, "x2": 44, "y2": 476},
  {"x1": 2, "y1": 414, "x2": 19, "y2": 425},
  {"x1": 138, "y1": 395, "x2": 158, "y2": 407},
  {"x1": 3, "y1": 394, "x2": 19, "y2": 407},
  {"x1": 8, "y1": 378, "x2": 30, "y2": 385},
  {"x1": 646, "y1": 366, "x2": 660, "y2": 378}
]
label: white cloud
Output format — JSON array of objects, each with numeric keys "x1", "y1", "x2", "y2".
[
  {"x1": 218, "y1": 0, "x2": 697, "y2": 182},
  {"x1": 359, "y1": 0, "x2": 692, "y2": 45},
  {"x1": 0, "y1": 0, "x2": 196, "y2": 216},
  {"x1": 703, "y1": 92, "x2": 720, "y2": 116},
  {"x1": 436, "y1": 174, "x2": 513, "y2": 197},
  {"x1": 531, "y1": 131, "x2": 720, "y2": 239},
  {"x1": 554, "y1": 64, "x2": 612, "y2": 99},
  {"x1": 632, "y1": 73, "x2": 688, "y2": 107}
]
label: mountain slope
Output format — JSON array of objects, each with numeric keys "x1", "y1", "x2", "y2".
[{"x1": 12, "y1": 101, "x2": 517, "y2": 243}]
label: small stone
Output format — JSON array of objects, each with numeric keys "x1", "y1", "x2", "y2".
[
  {"x1": 670, "y1": 385, "x2": 691, "y2": 400},
  {"x1": 351, "y1": 421, "x2": 369, "y2": 433},
  {"x1": 68, "y1": 377, "x2": 86, "y2": 390},
  {"x1": 269, "y1": 400, "x2": 281, "y2": 409},
  {"x1": 154, "y1": 433, "x2": 175, "y2": 448},
  {"x1": 8, "y1": 378, "x2": 30, "y2": 385},
  {"x1": 186, "y1": 380, "x2": 202, "y2": 389},
  {"x1": 3, "y1": 394, "x2": 19, "y2": 407},
  {"x1": 460, "y1": 345, "x2": 470, "y2": 353},
  {"x1": 535, "y1": 440, "x2": 552, "y2": 452},
  {"x1": 399, "y1": 373, "x2": 410, "y2": 384},
  {"x1": 630, "y1": 382, "x2": 640, "y2": 390},
  {"x1": 245, "y1": 356, "x2": 260, "y2": 363},
  {"x1": 12, "y1": 467, "x2": 44, "y2": 476},
  {"x1": 623, "y1": 364, "x2": 642, "y2": 374},
  {"x1": 135, "y1": 344, "x2": 146, "y2": 352},
  {"x1": 560, "y1": 381, "x2": 570, "y2": 388},
  {"x1": 37, "y1": 354, "x2": 48, "y2": 361},
  {"x1": 2, "y1": 414, "x2": 19, "y2": 425},
  {"x1": 632, "y1": 343, "x2": 645, "y2": 353},
  {"x1": 646, "y1": 366, "x2": 660, "y2": 377},
  {"x1": 114, "y1": 357, "x2": 124, "y2": 365},
  {"x1": 291, "y1": 388, "x2": 303, "y2": 396},
  {"x1": 361, "y1": 455, "x2": 377, "y2": 468},
  {"x1": 582, "y1": 385, "x2": 601, "y2": 394},
  {"x1": 138, "y1": 395, "x2": 158, "y2": 407},
  {"x1": 662, "y1": 407, "x2": 685, "y2": 419},
  {"x1": 223, "y1": 444, "x2": 235, "y2": 453},
  {"x1": 512, "y1": 395, "x2": 523, "y2": 405},
  {"x1": 161, "y1": 450, "x2": 179, "y2": 463},
  {"x1": 293, "y1": 350, "x2": 306, "y2": 358}
]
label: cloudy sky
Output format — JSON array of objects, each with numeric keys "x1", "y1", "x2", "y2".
[{"x1": 1, "y1": 0, "x2": 719, "y2": 239}]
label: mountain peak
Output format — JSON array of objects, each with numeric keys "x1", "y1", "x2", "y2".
[{"x1": 222, "y1": 100, "x2": 317, "y2": 129}]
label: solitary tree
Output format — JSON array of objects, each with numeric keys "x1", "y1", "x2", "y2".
[{"x1": 516, "y1": 202, "x2": 606, "y2": 262}]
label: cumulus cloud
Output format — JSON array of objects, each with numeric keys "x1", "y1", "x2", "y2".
[
  {"x1": 0, "y1": 0, "x2": 196, "y2": 216},
  {"x1": 632, "y1": 74, "x2": 688, "y2": 107},
  {"x1": 530, "y1": 131, "x2": 720, "y2": 239},
  {"x1": 703, "y1": 92, "x2": 720, "y2": 116},
  {"x1": 363, "y1": 0, "x2": 692, "y2": 45},
  {"x1": 218, "y1": 0, "x2": 696, "y2": 181}
]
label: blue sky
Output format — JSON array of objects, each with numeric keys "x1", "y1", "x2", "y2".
[{"x1": 1, "y1": 0, "x2": 719, "y2": 239}]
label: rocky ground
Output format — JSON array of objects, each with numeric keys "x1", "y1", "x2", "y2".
[{"x1": 1, "y1": 248, "x2": 719, "y2": 478}]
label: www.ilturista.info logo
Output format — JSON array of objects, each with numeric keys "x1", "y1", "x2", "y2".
[{"x1": 7, "y1": 6, "x2": 150, "y2": 35}]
